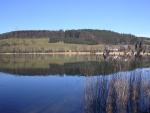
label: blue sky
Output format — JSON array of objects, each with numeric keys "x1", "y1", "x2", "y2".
[{"x1": 0, "y1": 0, "x2": 150, "y2": 37}]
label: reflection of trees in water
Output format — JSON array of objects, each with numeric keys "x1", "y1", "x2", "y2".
[
  {"x1": 0, "y1": 54, "x2": 149, "y2": 76},
  {"x1": 84, "y1": 68, "x2": 150, "y2": 113},
  {"x1": 1, "y1": 58, "x2": 149, "y2": 76}
]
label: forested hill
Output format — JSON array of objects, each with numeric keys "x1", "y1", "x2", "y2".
[{"x1": 0, "y1": 29, "x2": 150, "y2": 45}]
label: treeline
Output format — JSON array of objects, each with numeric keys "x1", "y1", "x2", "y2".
[{"x1": 0, "y1": 29, "x2": 149, "y2": 45}]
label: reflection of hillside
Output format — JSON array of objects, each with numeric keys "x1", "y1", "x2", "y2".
[
  {"x1": 0, "y1": 57, "x2": 150, "y2": 76},
  {"x1": 0, "y1": 54, "x2": 150, "y2": 76},
  {"x1": 84, "y1": 68, "x2": 150, "y2": 113},
  {"x1": 0, "y1": 54, "x2": 102, "y2": 65}
]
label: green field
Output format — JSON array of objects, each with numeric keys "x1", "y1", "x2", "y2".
[
  {"x1": 0, "y1": 38, "x2": 105, "y2": 53},
  {"x1": 0, "y1": 37, "x2": 150, "y2": 53}
]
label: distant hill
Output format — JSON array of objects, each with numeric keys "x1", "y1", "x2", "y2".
[{"x1": 0, "y1": 29, "x2": 150, "y2": 45}]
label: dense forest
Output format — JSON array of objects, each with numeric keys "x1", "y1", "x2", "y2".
[{"x1": 0, "y1": 29, "x2": 150, "y2": 45}]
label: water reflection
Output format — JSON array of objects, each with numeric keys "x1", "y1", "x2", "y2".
[
  {"x1": 0, "y1": 55, "x2": 149, "y2": 76},
  {"x1": 0, "y1": 55, "x2": 150, "y2": 113},
  {"x1": 84, "y1": 68, "x2": 150, "y2": 113}
]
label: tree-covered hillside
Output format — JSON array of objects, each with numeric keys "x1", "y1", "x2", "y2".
[{"x1": 0, "y1": 29, "x2": 149, "y2": 45}]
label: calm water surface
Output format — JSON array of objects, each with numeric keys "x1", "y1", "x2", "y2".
[{"x1": 0, "y1": 55, "x2": 150, "y2": 113}]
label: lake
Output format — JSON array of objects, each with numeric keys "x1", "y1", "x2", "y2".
[{"x1": 0, "y1": 55, "x2": 150, "y2": 113}]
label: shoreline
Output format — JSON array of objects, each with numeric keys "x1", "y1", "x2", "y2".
[{"x1": 0, "y1": 52, "x2": 150, "y2": 56}]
